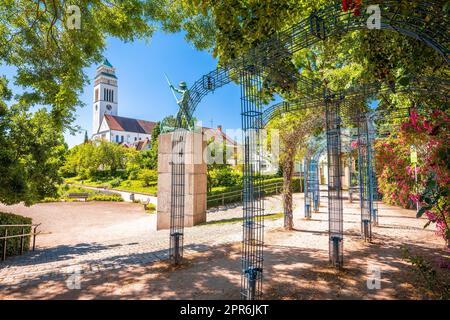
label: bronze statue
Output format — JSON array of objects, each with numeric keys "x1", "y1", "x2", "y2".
[{"x1": 164, "y1": 74, "x2": 193, "y2": 131}]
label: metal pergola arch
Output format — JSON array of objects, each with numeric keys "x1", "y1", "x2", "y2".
[
  {"x1": 167, "y1": 1, "x2": 449, "y2": 300},
  {"x1": 304, "y1": 135, "x2": 327, "y2": 218}
]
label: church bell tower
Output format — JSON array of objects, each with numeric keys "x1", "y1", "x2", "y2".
[{"x1": 92, "y1": 59, "x2": 118, "y2": 135}]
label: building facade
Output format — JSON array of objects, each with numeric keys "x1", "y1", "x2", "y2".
[{"x1": 91, "y1": 59, "x2": 156, "y2": 147}]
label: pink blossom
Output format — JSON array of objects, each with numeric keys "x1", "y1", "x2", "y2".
[
  {"x1": 410, "y1": 111, "x2": 419, "y2": 127},
  {"x1": 426, "y1": 211, "x2": 437, "y2": 222},
  {"x1": 409, "y1": 194, "x2": 420, "y2": 203}
]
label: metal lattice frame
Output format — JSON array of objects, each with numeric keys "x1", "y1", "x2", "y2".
[
  {"x1": 260, "y1": 78, "x2": 448, "y2": 264},
  {"x1": 167, "y1": 1, "x2": 449, "y2": 299},
  {"x1": 169, "y1": 129, "x2": 187, "y2": 264},
  {"x1": 240, "y1": 66, "x2": 265, "y2": 300},
  {"x1": 325, "y1": 95, "x2": 344, "y2": 268},
  {"x1": 304, "y1": 136, "x2": 327, "y2": 218},
  {"x1": 357, "y1": 114, "x2": 375, "y2": 241}
]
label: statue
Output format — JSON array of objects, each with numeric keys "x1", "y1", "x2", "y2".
[{"x1": 164, "y1": 74, "x2": 194, "y2": 131}]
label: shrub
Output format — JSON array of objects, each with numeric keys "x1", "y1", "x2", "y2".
[
  {"x1": 139, "y1": 169, "x2": 158, "y2": 187},
  {"x1": 375, "y1": 109, "x2": 449, "y2": 243},
  {"x1": 126, "y1": 164, "x2": 141, "y2": 180},
  {"x1": 145, "y1": 203, "x2": 156, "y2": 213},
  {"x1": 0, "y1": 212, "x2": 32, "y2": 258},
  {"x1": 40, "y1": 197, "x2": 61, "y2": 203},
  {"x1": 108, "y1": 177, "x2": 123, "y2": 188},
  {"x1": 208, "y1": 166, "x2": 242, "y2": 190},
  {"x1": 402, "y1": 247, "x2": 450, "y2": 299},
  {"x1": 87, "y1": 194, "x2": 123, "y2": 202}
]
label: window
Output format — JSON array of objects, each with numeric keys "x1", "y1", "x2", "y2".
[
  {"x1": 134, "y1": 137, "x2": 137, "y2": 141},
  {"x1": 95, "y1": 104, "x2": 98, "y2": 111},
  {"x1": 95, "y1": 89, "x2": 99, "y2": 102},
  {"x1": 111, "y1": 90, "x2": 114, "y2": 102},
  {"x1": 115, "y1": 135, "x2": 119, "y2": 143},
  {"x1": 121, "y1": 135, "x2": 124, "y2": 143}
]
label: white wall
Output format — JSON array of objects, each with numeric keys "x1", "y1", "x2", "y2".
[{"x1": 110, "y1": 130, "x2": 151, "y2": 144}]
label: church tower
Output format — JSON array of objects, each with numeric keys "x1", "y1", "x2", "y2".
[{"x1": 92, "y1": 59, "x2": 118, "y2": 135}]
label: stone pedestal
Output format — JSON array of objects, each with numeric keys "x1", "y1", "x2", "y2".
[{"x1": 157, "y1": 131, "x2": 207, "y2": 230}]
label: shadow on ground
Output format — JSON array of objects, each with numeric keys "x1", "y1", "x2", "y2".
[{"x1": 1, "y1": 232, "x2": 448, "y2": 300}]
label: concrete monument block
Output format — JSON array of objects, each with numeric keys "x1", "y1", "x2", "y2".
[{"x1": 157, "y1": 131, "x2": 207, "y2": 230}]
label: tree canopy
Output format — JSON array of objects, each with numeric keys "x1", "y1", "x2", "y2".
[{"x1": 1, "y1": 0, "x2": 448, "y2": 205}]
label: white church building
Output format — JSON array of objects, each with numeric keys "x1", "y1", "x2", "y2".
[{"x1": 91, "y1": 59, "x2": 157, "y2": 147}]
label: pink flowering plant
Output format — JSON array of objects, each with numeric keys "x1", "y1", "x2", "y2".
[{"x1": 375, "y1": 109, "x2": 449, "y2": 245}]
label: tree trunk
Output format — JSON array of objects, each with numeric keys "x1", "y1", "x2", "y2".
[{"x1": 283, "y1": 149, "x2": 295, "y2": 230}]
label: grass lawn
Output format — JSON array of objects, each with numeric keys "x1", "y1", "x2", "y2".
[
  {"x1": 116, "y1": 180, "x2": 157, "y2": 195},
  {"x1": 202, "y1": 212, "x2": 284, "y2": 226},
  {"x1": 65, "y1": 177, "x2": 158, "y2": 195}
]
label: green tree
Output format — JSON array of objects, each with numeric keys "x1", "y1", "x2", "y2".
[
  {"x1": 62, "y1": 140, "x2": 137, "y2": 178},
  {"x1": 0, "y1": 1, "x2": 171, "y2": 204},
  {"x1": 0, "y1": 96, "x2": 67, "y2": 205},
  {"x1": 267, "y1": 109, "x2": 324, "y2": 230}
]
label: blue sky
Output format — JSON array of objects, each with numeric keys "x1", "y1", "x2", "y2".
[
  {"x1": 2, "y1": 31, "x2": 376, "y2": 148},
  {"x1": 68, "y1": 31, "x2": 244, "y2": 148},
  {"x1": 1, "y1": 31, "x2": 243, "y2": 148}
]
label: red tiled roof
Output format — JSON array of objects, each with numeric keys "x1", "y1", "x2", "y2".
[
  {"x1": 202, "y1": 127, "x2": 238, "y2": 146},
  {"x1": 133, "y1": 138, "x2": 151, "y2": 151},
  {"x1": 104, "y1": 115, "x2": 156, "y2": 134}
]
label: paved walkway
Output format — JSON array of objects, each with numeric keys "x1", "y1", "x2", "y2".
[
  {"x1": 0, "y1": 194, "x2": 286, "y2": 290},
  {"x1": 0, "y1": 190, "x2": 441, "y2": 297},
  {"x1": 0, "y1": 202, "x2": 156, "y2": 247},
  {"x1": 72, "y1": 184, "x2": 158, "y2": 205}
]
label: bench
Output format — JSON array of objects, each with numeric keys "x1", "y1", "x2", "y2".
[{"x1": 67, "y1": 192, "x2": 90, "y2": 201}]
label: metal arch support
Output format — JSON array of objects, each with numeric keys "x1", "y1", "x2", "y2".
[
  {"x1": 166, "y1": 0, "x2": 449, "y2": 299},
  {"x1": 325, "y1": 96, "x2": 344, "y2": 268},
  {"x1": 240, "y1": 67, "x2": 265, "y2": 300},
  {"x1": 311, "y1": 145, "x2": 326, "y2": 212},
  {"x1": 304, "y1": 138, "x2": 327, "y2": 217},
  {"x1": 180, "y1": 3, "x2": 449, "y2": 125},
  {"x1": 357, "y1": 114, "x2": 375, "y2": 242},
  {"x1": 260, "y1": 77, "x2": 449, "y2": 128},
  {"x1": 169, "y1": 129, "x2": 188, "y2": 264}
]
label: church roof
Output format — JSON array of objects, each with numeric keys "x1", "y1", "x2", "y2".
[
  {"x1": 102, "y1": 58, "x2": 113, "y2": 68},
  {"x1": 104, "y1": 115, "x2": 156, "y2": 134}
]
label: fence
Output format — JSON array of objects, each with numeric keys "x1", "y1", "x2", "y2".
[
  {"x1": 0, "y1": 224, "x2": 41, "y2": 261},
  {"x1": 207, "y1": 178, "x2": 303, "y2": 208}
]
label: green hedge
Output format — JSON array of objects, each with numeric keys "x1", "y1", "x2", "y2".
[
  {"x1": 0, "y1": 212, "x2": 32, "y2": 258},
  {"x1": 87, "y1": 194, "x2": 123, "y2": 202},
  {"x1": 207, "y1": 177, "x2": 303, "y2": 208}
]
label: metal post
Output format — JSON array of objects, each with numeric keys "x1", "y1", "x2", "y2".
[
  {"x1": 348, "y1": 155, "x2": 353, "y2": 203},
  {"x1": 33, "y1": 226, "x2": 37, "y2": 251},
  {"x1": 171, "y1": 232, "x2": 182, "y2": 265},
  {"x1": 169, "y1": 130, "x2": 186, "y2": 265},
  {"x1": 326, "y1": 95, "x2": 344, "y2": 268},
  {"x1": 240, "y1": 66, "x2": 265, "y2": 300},
  {"x1": 2, "y1": 229, "x2": 7, "y2": 261},
  {"x1": 20, "y1": 227, "x2": 24, "y2": 255},
  {"x1": 304, "y1": 158, "x2": 311, "y2": 218},
  {"x1": 358, "y1": 114, "x2": 373, "y2": 241}
]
